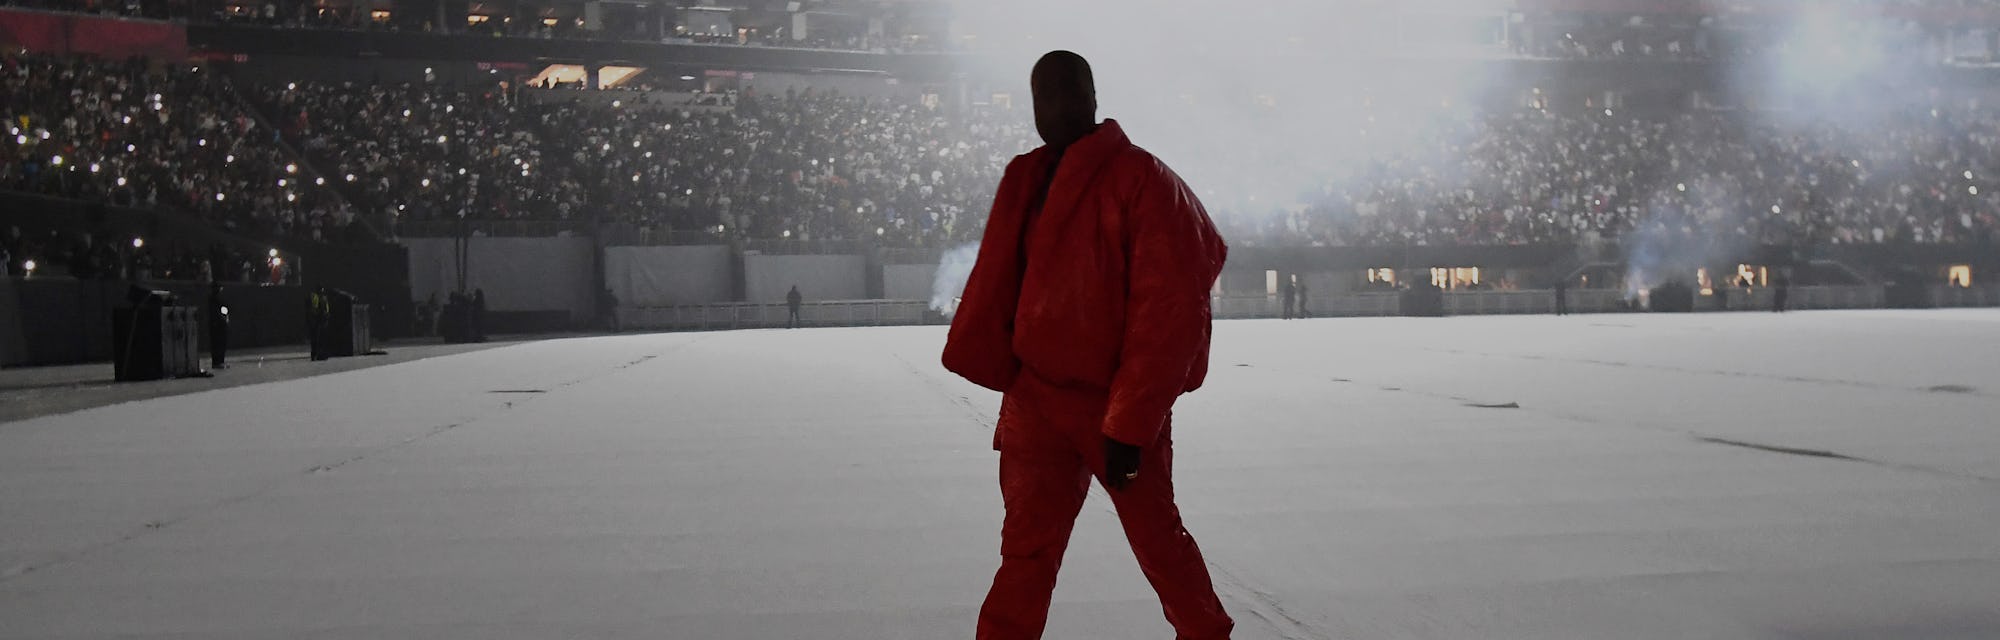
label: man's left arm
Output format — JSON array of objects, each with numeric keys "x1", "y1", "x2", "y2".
[{"x1": 1102, "y1": 164, "x2": 1218, "y2": 448}]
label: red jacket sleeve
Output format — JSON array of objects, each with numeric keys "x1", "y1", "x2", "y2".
[
  {"x1": 1101, "y1": 160, "x2": 1224, "y2": 446},
  {"x1": 941, "y1": 154, "x2": 1038, "y2": 392}
]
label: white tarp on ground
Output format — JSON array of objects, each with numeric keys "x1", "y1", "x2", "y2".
[
  {"x1": 603, "y1": 245, "x2": 733, "y2": 307},
  {"x1": 3, "y1": 311, "x2": 2000, "y2": 639},
  {"x1": 403, "y1": 236, "x2": 595, "y2": 319}
]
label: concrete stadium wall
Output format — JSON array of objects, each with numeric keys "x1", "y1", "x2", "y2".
[
  {"x1": 604, "y1": 245, "x2": 733, "y2": 306},
  {"x1": 403, "y1": 237, "x2": 596, "y2": 322},
  {"x1": 883, "y1": 263, "x2": 936, "y2": 301},
  {"x1": 744, "y1": 254, "x2": 866, "y2": 302}
]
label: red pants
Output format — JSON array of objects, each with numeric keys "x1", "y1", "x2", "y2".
[{"x1": 976, "y1": 373, "x2": 1233, "y2": 640}]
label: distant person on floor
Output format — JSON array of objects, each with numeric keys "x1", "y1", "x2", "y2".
[
  {"x1": 1554, "y1": 279, "x2": 1568, "y2": 315},
  {"x1": 944, "y1": 50, "x2": 1234, "y2": 640},
  {"x1": 207, "y1": 282, "x2": 229, "y2": 369},
  {"x1": 308, "y1": 286, "x2": 330, "y2": 360},
  {"x1": 786, "y1": 285, "x2": 803, "y2": 328},
  {"x1": 472, "y1": 288, "x2": 488, "y2": 341},
  {"x1": 1279, "y1": 271, "x2": 1295, "y2": 319}
]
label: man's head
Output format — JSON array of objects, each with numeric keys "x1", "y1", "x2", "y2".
[{"x1": 1031, "y1": 50, "x2": 1097, "y2": 149}]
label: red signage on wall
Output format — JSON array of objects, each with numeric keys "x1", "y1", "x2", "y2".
[{"x1": 0, "y1": 8, "x2": 190, "y2": 59}]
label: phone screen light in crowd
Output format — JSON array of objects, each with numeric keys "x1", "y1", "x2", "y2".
[
  {"x1": 686, "y1": 189, "x2": 694, "y2": 195},
  {"x1": 347, "y1": 173, "x2": 357, "y2": 182},
  {"x1": 1676, "y1": 183, "x2": 1686, "y2": 192},
  {"x1": 458, "y1": 168, "x2": 467, "y2": 175},
  {"x1": 287, "y1": 193, "x2": 297, "y2": 202},
  {"x1": 216, "y1": 193, "x2": 226, "y2": 202},
  {"x1": 1604, "y1": 109, "x2": 1613, "y2": 116},
  {"x1": 22, "y1": 260, "x2": 34, "y2": 273},
  {"x1": 445, "y1": 105, "x2": 454, "y2": 114},
  {"x1": 811, "y1": 159, "x2": 818, "y2": 166},
  {"x1": 425, "y1": 68, "x2": 433, "y2": 74},
  {"x1": 857, "y1": 207, "x2": 864, "y2": 213},
  {"x1": 437, "y1": 136, "x2": 448, "y2": 144},
  {"x1": 421, "y1": 179, "x2": 431, "y2": 187},
  {"x1": 632, "y1": 174, "x2": 641, "y2": 182},
  {"x1": 287, "y1": 83, "x2": 297, "y2": 90},
  {"x1": 1972, "y1": 186, "x2": 1980, "y2": 195},
  {"x1": 38, "y1": 129, "x2": 49, "y2": 140},
  {"x1": 632, "y1": 140, "x2": 641, "y2": 148},
  {"x1": 876, "y1": 227, "x2": 885, "y2": 236},
  {"x1": 680, "y1": 75, "x2": 695, "y2": 81},
  {"x1": 644, "y1": 152, "x2": 653, "y2": 158},
  {"x1": 1771, "y1": 205, "x2": 1781, "y2": 214},
  {"x1": 121, "y1": 116, "x2": 131, "y2": 124},
  {"x1": 781, "y1": 230, "x2": 791, "y2": 238},
  {"x1": 271, "y1": 257, "x2": 282, "y2": 267},
  {"x1": 286, "y1": 164, "x2": 298, "y2": 174},
  {"x1": 398, "y1": 204, "x2": 407, "y2": 211},
  {"x1": 226, "y1": 154, "x2": 236, "y2": 163},
  {"x1": 403, "y1": 109, "x2": 412, "y2": 118},
  {"x1": 278, "y1": 179, "x2": 287, "y2": 187},
  {"x1": 126, "y1": 144, "x2": 136, "y2": 152},
  {"x1": 1966, "y1": 170, "x2": 1975, "y2": 180},
  {"x1": 89, "y1": 163, "x2": 100, "y2": 173},
  {"x1": 315, "y1": 177, "x2": 326, "y2": 185},
  {"x1": 715, "y1": 225, "x2": 726, "y2": 233},
  {"x1": 612, "y1": 100, "x2": 622, "y2": 108},
  {"x1": 490, "y1": 69, "x2": 498, "y2": 75},
  {"x1": 132, "y1": 238, "x2": 144, "y2": 249},
  {"x1": 1853, "y1": 160, "x2": 1861, "y2": 167},
  {"x1": 663, "y1": 124, "x2": 672, "y2": 131},
  {"x1": 269, "y1": 249, "x2": 280, "y2": 258},
  {"x1": 198, "y1": 138, "x2": 207, "y2": 147},
  {"x1": 50, "y1": 155, "x2": 63, "y2": 166},
  {"x1": 191, "y1": 66, "x2": 199, "y2": 73},
  {"x1": 116, "y1": 177, "x2": 127, "y2": 187},
  {"x1": 13, "y1": 135, "x2": 24, "y2": 145},
  {"x1": 602, "y1": 143, "x2": 611, "y2": 152}
]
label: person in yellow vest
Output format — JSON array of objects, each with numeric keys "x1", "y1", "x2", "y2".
[{"x1": 308, "y1": 287, "x2": 331, "y2": 361}]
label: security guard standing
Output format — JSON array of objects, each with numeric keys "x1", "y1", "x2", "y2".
[
  {"x1": 207, "y1": 282, "x2": 229, "y2": 369},
  {"x1": 308, "y1": 286, "x2": 331, "y2": 361}
]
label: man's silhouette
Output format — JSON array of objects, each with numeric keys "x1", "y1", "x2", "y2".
[
  {"x1": 1279, "y1": 271, "x2": 1296, "y2": 319},
  {"x1": 944, "y1": 50, "x2": 1233, "y2": 640},
  {"x1": 206, "y1": 282, "x2": 229, "y2": 369},
  {"x1": 786, "y1": 285, "x2": 803, "y2": 328}
]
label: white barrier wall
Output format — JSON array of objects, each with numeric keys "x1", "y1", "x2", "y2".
[
  {"x1": 403, "y1": 236, "x2": 596, "y2": 319},
  {"x1": 604, "y1": 245, "x2": 733, "y2": 306},
  {"x1": 883, "y1": 263, "x2": 937, "y2": 301},
  {"x1": 744, "y1": 254, "x2": 866, "y2": 302}
]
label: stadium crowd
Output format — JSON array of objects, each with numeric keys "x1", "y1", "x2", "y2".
[
  {"x1": 263, "y1": 82, "x2": 1031, "y2": 246},
  {"x1": 7, "y1": 50, "x2": 2000, "y2": 264},
  {"x1": 1229, "y1": 107, "x2": 2000, "y2": 247},
  {"x1": 1, "y1": 53, "x2": 358, "y2": 242}
]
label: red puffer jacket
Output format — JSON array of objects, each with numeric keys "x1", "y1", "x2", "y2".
[{"x1": 943, "y1": 120, "x2": 1227, "y2": 447}]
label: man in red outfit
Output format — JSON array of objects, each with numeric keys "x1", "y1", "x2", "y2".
[{"x1": 943, "y1": 50, "x2": 1234, "y2": 640}]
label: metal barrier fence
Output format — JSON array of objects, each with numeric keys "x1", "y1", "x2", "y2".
[
  {"x1": 621, "y1": 300, "x2": 936, "y2": 331},
  {"x1": 618, "y1": 285, "x2": 2000, "y2": 331}
]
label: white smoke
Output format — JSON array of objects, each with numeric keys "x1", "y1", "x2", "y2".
[{"x1": 931, "y1": 242, "x2": 980, "y2": 315}]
